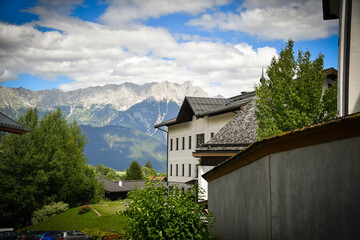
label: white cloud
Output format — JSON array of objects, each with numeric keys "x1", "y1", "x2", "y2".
[
  {"x1": 1, "y1": 0, "x2": 279, "y2": 97},
  {"x1": 188, "y1": 0, "x2": 338, "y2": 41},
  {"x1": 99, "y1": 0, "x2": 230, "y2": 27}
]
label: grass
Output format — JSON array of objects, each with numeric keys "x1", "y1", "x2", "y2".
[
  {"x1": 91, "y1": 200, "x2": 129, "y2": 216},
  {"x1": 115, "y1": 171, "x2": 126, "y2": 176},
  {"x1": 21, "y1": 200, "x2": 128, "y2": 232}
]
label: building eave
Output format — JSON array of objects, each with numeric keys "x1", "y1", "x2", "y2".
[
  {"x1": 203, "y1": 112, "x2": 360, "y2": 182},
  {"x1": 322, "y1": 0, "x2": 340, "y2": 20}
]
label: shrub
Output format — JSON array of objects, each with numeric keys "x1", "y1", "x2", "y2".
[
  {"x1": 124, "y1": 181, "x2": 214, "y2": 240},
  {"x1": 82, "y1": 228, "x2": 124, "y2": 240},
  {"x1": 31, "y1": 201, "x2": 69, "y2": 225},
  {"x1": 78, "y1": 205, "x2": 91, "y2": 214}
]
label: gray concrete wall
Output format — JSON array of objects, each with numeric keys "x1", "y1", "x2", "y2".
[
  {"x1": 208, "y1": 136, "x2": 360, "y2": 240},
  {"x1": 209, "y1": 157, "x2": 271, "y2": 240}
]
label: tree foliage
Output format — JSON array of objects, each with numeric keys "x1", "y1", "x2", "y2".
[
  {"x1": 125, "y1": 160, "x2": 144, "y2": 180},
  {"x1": 145, "y1": 160, "x2": 153, "y2": 169},
  {"x1": 142, "y1": 167, "x2": 157, "y2": 178},
  {"x1": 255, "y1": 40, "x2": 337, "y2": 140},
  {"x1": 95, "y1": 164, "x2": 121, "y2": 181},
  {"x1": 0, "y1": 108, "x2": 102, "y2": 227},
  {"x1": 124, "y1": 182, "x2": 214, "y2": 240}
]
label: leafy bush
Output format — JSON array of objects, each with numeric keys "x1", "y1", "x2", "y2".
[
  {"x1": 78, "y1": 205, "x2": 91, "y2": 214},
  {"x1": 31, "y1": 201, "x2": 69, "y2": 225},
  {"x1": 124, "y1": 181, "x2": 214, "y2": 240},
  {"x1": 82, "y1": 228, "x2": 124, "y2": 240}
]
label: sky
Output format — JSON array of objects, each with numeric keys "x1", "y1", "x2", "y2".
[{"x1": 0, "y1": 0, "x2": 339, "y2": 98}]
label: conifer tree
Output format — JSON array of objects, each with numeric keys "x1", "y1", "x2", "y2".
[{"x1": 125, "y1": 160, "x2": 144, "y2": 180}]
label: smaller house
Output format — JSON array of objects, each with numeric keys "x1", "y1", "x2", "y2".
[{"x1": 98, "y1": 177, "x2": 166, "y2": 200}]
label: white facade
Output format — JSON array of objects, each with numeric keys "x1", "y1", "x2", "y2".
[
  {"x1": 199, "y1": 165, "x2": 215, "y2": 200},
  {"x1": 167, "y1": 112, "x2": 236, "y2": 189},
  {"x1": 337, "y1": 0, "x2": 360, "y2": 116}
]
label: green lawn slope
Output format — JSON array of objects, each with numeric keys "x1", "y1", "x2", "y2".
[{"x1": 22, "y1": 201, "x2": 128, "y2": 232}]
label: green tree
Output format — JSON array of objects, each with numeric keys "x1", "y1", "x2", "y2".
[
  {"x1": 124, "y1": 182, "x2": 214, "y2": 240},
  {"x1": 95, "y1": 164, "x2": 121, "y2": 181},
  {"x1": 145, "y1": 160, "x2": 153, "y2": 169},
  {"x1": 125, "y1": 160, "x2": 144, "y2": 180},
  {"x1": 255, "y1": 40, "x2": 337, "y2": 140},
  {"x1": 142, "y1": 166, "x2": 157, "y2": 178},
  {"x1": 0, "y1": 108, "x2": 102, "y2": 227}
]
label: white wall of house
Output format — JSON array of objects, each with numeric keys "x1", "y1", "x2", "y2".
[
  {"x1": 167, "y1": 112, "x2": 235, "y2": 187},
  {"x1": 338, "y1": 0, "x2": 360, "y2": 116},
  {"x1": 199, "y1": 165, "x2": 215, "y2": 200}
]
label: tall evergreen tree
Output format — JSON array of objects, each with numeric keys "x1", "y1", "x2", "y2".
[
  {"x1": 255, "y1": 40, "x2": 337, "y2": 140},
  {"x1": 125, "y1": 160, "x2": 144, "y2": 180},
  {"x1": 0, "y1": 108, "x2": 101, "y2": 227},
  {"x1": 145, "y1": 160, "x2": 153, "y2": 169}
]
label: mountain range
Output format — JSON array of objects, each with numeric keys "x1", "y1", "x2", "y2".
[{"x1": 0, "y1": 81, "x2": 208, "y2": 171}]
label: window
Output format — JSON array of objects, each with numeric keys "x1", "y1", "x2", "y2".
[
  {"x1": 176, "y1": 138, "x2": 179, "y2": 150},
  {"x1": 196, "y1": 134, "x2": 204, "y2": 148},
  {"x1": 170, "y1": 139, "x2": 173, "y2": 151},
  {"x1": 182, "y1": 137, "x2": 185, "y2": 150},
  {"x1": 182, "y1": 164, "x2": 184, "y2": 176},
  {"x1": 195, "y1": 164, "x2": 198, "y2": 178},
  {"x1": 170, "y1": 164, "x2": 172, "y2": 176},
  {"x1": 176, "y1": 164, "x2": 178, "y2": 176},
  {"x1": 189, "y1": 136, "x2": 192, "y2": 149},
  {"x1": 211, "y1": 132, "x2": 214, "y2": 138},
  {"x1": 189, "y1": 164, "x2": 191, "y2": 177}
]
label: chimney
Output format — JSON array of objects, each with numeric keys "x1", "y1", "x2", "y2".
[{"x1": 118, "y1": 180, "x2": 122, "y2": 187}]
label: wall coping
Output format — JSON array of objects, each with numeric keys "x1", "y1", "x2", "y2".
[{"x1": 203, "y1": 112, "x2": 360, "y2": 182}]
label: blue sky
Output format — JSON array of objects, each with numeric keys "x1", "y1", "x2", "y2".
[{"x1": 0, "y1": 0, "x2": 339, "y2": 97}]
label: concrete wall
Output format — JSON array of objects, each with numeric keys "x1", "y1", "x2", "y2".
[
  {"x1": 208, "y1": 136, "x2": 360, "y2": 239},
  {"x1": 168, "y1": 112, "x2": 235, "y2": 184}
]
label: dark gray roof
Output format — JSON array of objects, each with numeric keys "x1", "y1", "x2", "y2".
[
  {"x1": 154, "y1": 118, "x2": 176, "y2": 128},
  {"x1": 154, "y1": 91, "x2": 255, "y2": 128},
  {"x1": 186, "y1": 97, "x2": 228, "y2": 116},
  {"x1": 0, "y1": 111, "x2": 29, "y2": 134},
  {"x1": 98, "y1": 178, "x2": 166, "y2": 193},
  {"x1": 98, "y1": 177, "x2": 132, "y2": 193},
  {"x1": 195, "y1": 99, "x2": 257, "y2": 152}
]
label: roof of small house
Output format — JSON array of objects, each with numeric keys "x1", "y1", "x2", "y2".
[
  {"x1": 203, "y1": 112, "x2": 360, "y2": 182},
  {"x1": 193, "y1": 100, "x2": 257, "y2": 155},
  {"x1": 98, "y1": 177, "x2": 132, "y2": 193},
  {"x1": 98, "y1": 178, "x2": 166, "y2": 193},
  {"x1": 154, "y1": 91, "x2": 255, "y2": 128},
  {"x1": 0, "y1": 111, "x2": 29, "y2": 134}
]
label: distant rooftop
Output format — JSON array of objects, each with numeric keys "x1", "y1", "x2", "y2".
[{"x1": 0, "y1": 111, "x2": 29, "y2": 134}]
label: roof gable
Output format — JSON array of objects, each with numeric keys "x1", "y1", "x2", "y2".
[{"x1": 154, "y1": 91, "x2": 255, "y2": 128}]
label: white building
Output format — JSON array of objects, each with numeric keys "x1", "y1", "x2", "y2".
[
  {"x1": 154, "y1": 92, "x2": 256, "y2": 198},
  {"x1": 323, "y1": 0, "x2": 360, "y2": 116}
]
